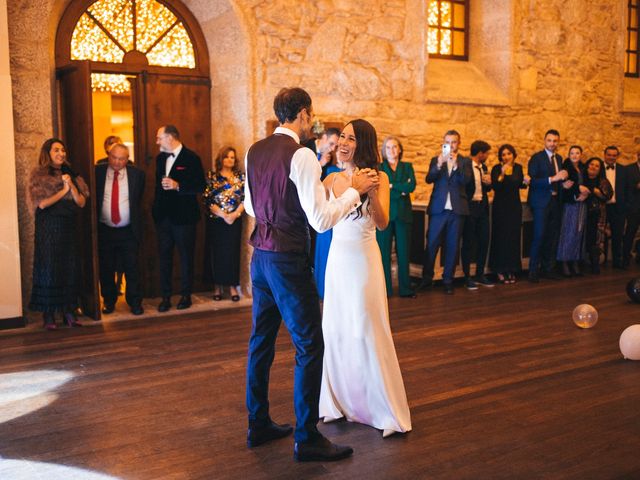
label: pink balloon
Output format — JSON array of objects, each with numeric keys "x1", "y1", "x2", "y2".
[{"x1": 619, "y1": 325, "x2": 640, "y2": 360}]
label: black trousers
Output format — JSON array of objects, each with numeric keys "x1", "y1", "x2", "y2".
[
  {"x1": 156, "y1": 217, "x2": 197, "y2": 297},
  {"x1": 623, "y1": 210, "x2": 640, "y2": 264},
  {"x1": 606, "y1": 204, "x2": 625, "y2": 266},
  {"x1": 461, "y1": 202, "x2": 490, "y2": 278},
  {"x1": 98, "y1": 223, "x2": 141, "y2": 307}
]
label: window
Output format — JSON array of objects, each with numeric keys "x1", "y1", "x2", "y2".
[
  {"x1": 70, "y1": 0, "x2": 196, "y2": 70},
  {"x1": 427, "y1": 0, "x2": 468, "y2": 60},
  {"x1": 627, "y1": 0, "x2": 639, "y2": 77}
]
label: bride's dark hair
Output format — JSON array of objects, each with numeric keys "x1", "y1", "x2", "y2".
[{"x1": 346, "y1": 119, "x2": 380, "y2": 219}]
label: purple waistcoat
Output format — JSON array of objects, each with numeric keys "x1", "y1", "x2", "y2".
[{"x1": 247, "y1": 133, "x2": 310, "y2": 253}]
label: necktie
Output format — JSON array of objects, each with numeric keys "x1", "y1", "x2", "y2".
[
  {"x1": 111, "y1": 170, "x2": 121, "y2": 225},
  {"x1": 606, "y1": 165, "x2": 614, "y2": 170}
]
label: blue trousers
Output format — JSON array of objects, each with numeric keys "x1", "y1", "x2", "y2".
[
  {"x1": 422, "y1": 210, "x2": 463, "y2": 285},
  {"x1": 529, "y1": 197, "x2": 561, "y2": 274},
  {"x1": 246, "y1": 249, "x2": 323, "y2": 443}
]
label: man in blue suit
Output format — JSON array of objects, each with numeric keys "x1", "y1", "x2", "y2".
[
  {"x1": 420, "y1": 130, "x2": 473, "y2": 295},
  {"x1": 527, "y1": 129, "x2": 568, "y2": 282}
]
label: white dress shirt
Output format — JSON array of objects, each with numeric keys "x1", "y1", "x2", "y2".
[
  {"x1": 471, "y1": 161, "x2": 483, "y2": 201},
  {"x1": 165, "y1": 143, "x2": 183, "y2": 176},
  {"x1": 100, "y1": 166, "x2": 130, "y2": 227},
  {"x1": 244, "y1": 126, "x2": 361, "y2": 233},
  {"x1": 444, "y1": 155, "x2": 458, "y2": 210}
]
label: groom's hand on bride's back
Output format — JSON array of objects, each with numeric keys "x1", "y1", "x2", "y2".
[{"x1": 352, "y1": 169, "x2": 380, "y2": 194}]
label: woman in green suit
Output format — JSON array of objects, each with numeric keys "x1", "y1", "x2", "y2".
[{"x1": 376, "y1": 136, "x2": 417, "y2": 298}]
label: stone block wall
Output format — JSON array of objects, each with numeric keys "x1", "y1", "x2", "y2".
[{"x1": 8, "y1": 0, "x2": 640, "y2": 311}]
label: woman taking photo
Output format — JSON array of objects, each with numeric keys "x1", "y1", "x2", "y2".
[
  {"x1": 376, "y1": 136, "x2": 416, "y2": 298},
  {"x1": 557, "y1": 146, "x2": 589, "y2": 276},
  {"x1": 28, "y1": 138, "x2": 89, "y2": 329},
  {"x1": 203, "y1": 146, "x2": 245, "y2": 301},
  {"x1": 489, "y1": 144, "x2": 526, "y2": 284}
]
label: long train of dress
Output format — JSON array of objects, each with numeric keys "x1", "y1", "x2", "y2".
[{"x1": 319, "y1": 194, "x2": 411, "y2": 435}]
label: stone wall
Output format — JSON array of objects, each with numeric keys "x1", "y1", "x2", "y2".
[{"x1": 8, "y1": 0, "x2": 640, "y2": 313}]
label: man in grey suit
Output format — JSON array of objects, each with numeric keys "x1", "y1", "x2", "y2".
[{"x1": 96, "y1": 143, "x2": 145, "y2": 315}]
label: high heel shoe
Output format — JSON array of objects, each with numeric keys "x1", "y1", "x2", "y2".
[
  {"x1": 43, "y1": 312, "x2": 57, "y2": 330},
  {"x1": 497, "y1": 273, "x2": 507, "y2": 284},
  {"x1": 63, "y1": 312, "x2": 82, "y2": 327}
]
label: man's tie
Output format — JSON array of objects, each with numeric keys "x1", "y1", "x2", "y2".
[{"x1": 111, "y1": 170, "x2": 121, "y2": 225}]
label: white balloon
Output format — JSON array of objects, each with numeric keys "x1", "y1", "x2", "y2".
[{"x1": 619, "y1": 325, "x2": 640, "y2": 360}]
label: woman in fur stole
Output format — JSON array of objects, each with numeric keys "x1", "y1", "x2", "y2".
[{"x1": 28, "y1": 138, "x2": 89, "y2": 329}]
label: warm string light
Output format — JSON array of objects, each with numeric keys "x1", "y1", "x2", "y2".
[
  {"x1": 91, "y1": 73, "x2": 131, "y2": 94},
  {"x1": 70, "y1": 0, "x2": 195, "y2": 68},
  {"x1": 427, "y1": 1, "x2": 453, "y2": 55}
]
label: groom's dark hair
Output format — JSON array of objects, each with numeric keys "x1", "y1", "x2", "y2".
[{"x1": 273, "y1": 87, "x2": 312, "y2": 124}]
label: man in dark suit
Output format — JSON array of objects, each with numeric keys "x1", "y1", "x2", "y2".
[
  {"x1": 527, "y1": 129, "x2": 568, "y2": 282},
  {"x1": 603, "y1": 146, "x2": 628, "y2": 269},
  {"x1": 623, "y1": 153, "x2": 640, "y2": 265},
  {"x1": 152, "y1": 125, "x2": 206, "y2": 312},
  {"x1": 96, "y1": 143, "x2": 145, "y2": 315},
  {"x1": 461, "y1": 140, "x2": 494, "y2": 289},
  {"x1": 420, "y1": 130, "x2": 473, "y2": 295}
]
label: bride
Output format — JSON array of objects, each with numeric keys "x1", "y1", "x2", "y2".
[{"x1": 319, "y1": 119, "x2": 412, "y2": 437}]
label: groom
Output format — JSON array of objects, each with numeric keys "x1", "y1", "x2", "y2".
[{"x1": 244, "y1": 87, "x2": 378, "y2": 461}]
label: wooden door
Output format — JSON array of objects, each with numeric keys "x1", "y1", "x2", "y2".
[
  {"x1": 134, "y1": 71, "x2": 212, "y2": 298},
  {"x1": 56, "y1": 61, "x2": 100, "y2": 319}
]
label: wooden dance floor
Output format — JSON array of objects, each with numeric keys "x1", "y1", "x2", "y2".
[{"x1": 2, "y1": 267, "x2": 640, "y2": 479}]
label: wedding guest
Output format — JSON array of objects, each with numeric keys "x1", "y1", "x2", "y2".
[
  {"x1": 603, "y1": 146, "x2": 627, "y2": 269},
  {"x1": 557, "y1": 146, "x2": 589, "y2": 276},
  {"x1": 489, "y1": 144, "x2": 526, "y2": 284},
  {"x1": 624, "y1": 151, "x2": 640, "y2": 265},
  {"x1": 527, "y1": 129, "x2": 568, "y2": 282},
  {"x1": 376, "y1": 135, "x2": 417, "y2": 297},
  {"x1": 96, "y1": 135, "x2": 122, "y2": 165},
  {"x1": 313, "y1": 147, "x2": 342, "y2": 299},
  {"x1": 461, "y1": 140, "x2": 494, "y2": 290},
  {"x1": 583, "y1": 157, "x2": 613, "y2": 274},
  {"x1": 28, "y1": 138, "x2": 89, "y2": 329},
  {"x1": 203, "y1": 146, "x2": 245, "y2": 302}
]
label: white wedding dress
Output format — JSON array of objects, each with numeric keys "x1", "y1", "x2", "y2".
[{"x1": 319, "y1": 191, "x2": 412, "y2": 436}]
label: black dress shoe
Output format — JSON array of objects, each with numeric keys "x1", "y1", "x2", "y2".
[
  {"x1": 130, "y1": 304, "x2": 144, "y2": 315},
  {"x1": 399, "y1": 292, "x2": 417, "y2": 298},
  {"x1": 294, "y1": 435, "x2": 353, "y2": 462},
  {"x1": 158, "y1": 297, "x2": 171, "y2": 312},
  {"x1": 417, "y1": 279, "x2": 433, "y2": 291},
  {"x1": 443, "y1": 284, "x2": 454, "y2": 295},
  {"x1": 102, "y1": 303, "x2": 115, "y2": 314},
  {"x1": 541, "y1": 270, "x2": 562, "y2": 280},
  {"x1": 247, "y1": 421, "x2": 293, "y2": 448},
  {"x1": 528, "y1": 273, "x2": 539, "y2": 283},
  {"x1": 176, "y1": 295, "x2": 192, "y2": 310}
]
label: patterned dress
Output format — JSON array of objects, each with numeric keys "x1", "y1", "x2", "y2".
[
  {"x1": 28, "y1": 166, "x2": 90, "y2": 313},
  {"x1": 202, "y1": 170, "x2": 245, "y2": 286}
]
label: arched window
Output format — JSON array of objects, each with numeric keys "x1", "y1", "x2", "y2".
[
  {"x1": 427, "y1": 0, "x2": 469, "y2": 60},
  {"x1": 70, "y1": 0, "x2": 196, "y2": 68}
]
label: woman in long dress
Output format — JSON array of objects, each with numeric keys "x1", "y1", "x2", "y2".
[
  {"x1": 319, "y1": 119, "x2": 412, "y2": 438},
  {"x1": 29, "y1": 138, "x2": 89, "y2": 329},
  {"x1": 489, "y1": 144, "x2": 526, "y2": 284},
  {"x1": 203, "y1": 146, "x2": 245, "y2": 301},
  {"x1": 557, "y1": 146, "x2": 589, "y2": 276}
]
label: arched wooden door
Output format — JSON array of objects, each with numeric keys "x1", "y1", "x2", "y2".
[{"x1": 55, "y1": 0, "x2": 211, "y2": 318}]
